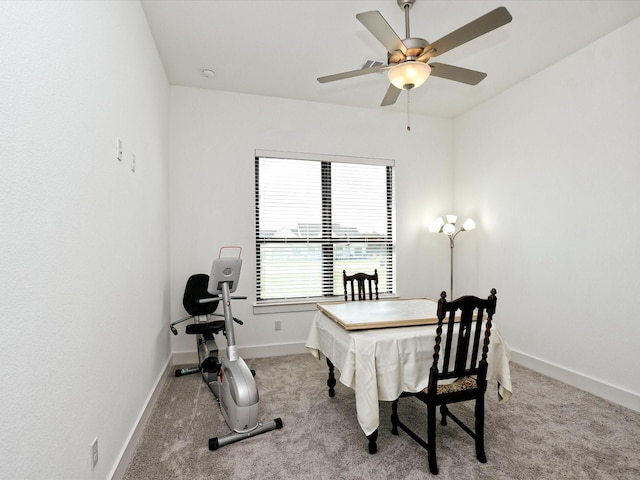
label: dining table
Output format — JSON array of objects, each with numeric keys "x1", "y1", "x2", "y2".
[{"x1": 304, "y1": 298, "x2": 512, "y2": 454}]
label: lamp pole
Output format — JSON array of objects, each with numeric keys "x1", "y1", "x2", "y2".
[
  {"x1": 448, "y1": 233, "x2": 455, "y2": 300},
  {"x1": 429, "y1": 216, "x2": 476, "y2": 301},
  {"x1": 446, "y1": 228, "x2": 465, "y2": 300}
]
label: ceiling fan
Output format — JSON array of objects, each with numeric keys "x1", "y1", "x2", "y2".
[{"x1": 317, "y1": 0, "x2": 513, "y2": 107}]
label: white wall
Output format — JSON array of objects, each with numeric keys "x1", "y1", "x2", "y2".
[
  {"x1": 5, "y1": 2, "x2": 637, "y2": 477},
  {"x1": 169, "y1": 87, "x2": 453, "y2": 355},
  {"x1": 0, "y1": 2, "x2": 170, "y2": 479},
  {"x1": 454, "y1": 18, "x2": 640, "y2": 408}
]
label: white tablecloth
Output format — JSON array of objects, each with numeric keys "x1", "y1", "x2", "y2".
[{"x1": 305, "y1": 309, "x2": 513, "y2": 436}]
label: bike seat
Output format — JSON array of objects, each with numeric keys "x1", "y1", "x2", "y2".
[{"x1": 185, "y1": 320, "x2": 225, "y2": 335}]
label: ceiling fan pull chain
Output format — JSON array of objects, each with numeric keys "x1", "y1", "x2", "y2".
[{"x1": 406, "y1": 89, "x2": 411, "y2": 132}]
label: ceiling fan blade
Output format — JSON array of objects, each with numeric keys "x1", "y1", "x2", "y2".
[
  {"x1": 356, "y1": 10, "x2": 407, "y2": 56},
  {"x1": 429, "y1": 63, "x2": 487, "y2": 85},
  {"x1": 418, "y1": 6, "x2": 512, "y2": 61},
  {"x1": 317, "y1": 65, "x2": 386, "y2": 84},
  {"x1": 381, "y1": 84, "x2": 402, "y2": 106}
]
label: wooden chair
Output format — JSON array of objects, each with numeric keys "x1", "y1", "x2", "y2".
[
  {"x1": 343, "y1": 269, "x2": 379, "y2": 301},
  {"x1": 390, "y1": 288, "x2": 497, "y2": 475}
]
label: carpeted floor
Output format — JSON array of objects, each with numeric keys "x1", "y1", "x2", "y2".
[{"x1": 122, "y1": 354, "x2": 640, "y2": 480}]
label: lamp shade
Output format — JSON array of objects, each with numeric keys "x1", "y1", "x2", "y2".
[
  {"x1": 388, "y1": 61, "x2": 431, "y2": 90},
  {"x1": 429, "y1": 217, "x2": 445, "y2": 233},
  {"x1": 462, "y1": 218, "x2": 476, "y2": 231}
]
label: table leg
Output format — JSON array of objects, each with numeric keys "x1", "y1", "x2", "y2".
[
  {"x1": 326, "y1": 357, "x2": 336, "y2": 397},
  {"x1": 367, "y1": 429, "x2": 378, "y2": 454},
  {"x1": 325, "y1": 356, "x2": 378, "y2": 454}
]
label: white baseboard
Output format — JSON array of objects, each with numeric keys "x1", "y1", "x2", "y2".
[
  {"x1": 173, "y1": 341, "x2": 308, "y2": 365},
  {"x1": 239, "y1": 341, "x2": 309, "y2": 358},
  {"x1": 110, "y1": 357, "x2": 173, "y2": 480},
  {"x1": 172, "y1": 349, "x2": 198, "y2": 366},
  {"x1": 511, "y1": 350, "x2": 640, "y2": 413}
]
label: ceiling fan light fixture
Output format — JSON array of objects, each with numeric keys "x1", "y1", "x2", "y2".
[{"x1": 388, "y1": 61, "x2": 431, "y2": 90}]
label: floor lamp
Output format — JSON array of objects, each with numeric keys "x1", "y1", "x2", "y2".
[{"x1": 429, "y1": 215, "x2": 476, "y2": 300}]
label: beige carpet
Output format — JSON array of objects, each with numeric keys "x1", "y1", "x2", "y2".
[{"x1": 123, "y1": 354, "x2": 640, "y2": 479}]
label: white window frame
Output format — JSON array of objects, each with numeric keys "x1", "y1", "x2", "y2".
[{"x1": 254, "y1": 149, "x2": 396, "y2": 311}]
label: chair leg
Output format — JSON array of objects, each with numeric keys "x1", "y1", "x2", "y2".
[
  {"x1": 367, "y1": 429, "x2": 378, "y2": 454},
  {"x1": 427, "y1": 404, "x2": 439, "y2": 475},
  {"x1": 440, "y1": 404, "x2": 448, "y2": 426},
  {"x1": 475, "y1": 397, "x2": 487, "y2": 463},
  {"x1": 391, "y1": 400, "x2": 399, "y2": 435},
  {"x1": 326, "y1": 357, "x2": 336, "y2": 398}
]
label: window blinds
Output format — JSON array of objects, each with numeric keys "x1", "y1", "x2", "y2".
[{"x1": 255, "y1": 153, "x2": 395, "y2": 302}]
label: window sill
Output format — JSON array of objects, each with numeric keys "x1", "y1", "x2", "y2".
[
  {"x1": 252, "y1": 299, "x2": 331, "y2": 315},
  {"x1": 253, "y1": 294, "x2": 399, "y2": 315}
]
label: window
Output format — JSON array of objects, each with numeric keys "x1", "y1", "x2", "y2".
[{"x1": 255, "y1": 150, "x2": 395, "y2": 303}]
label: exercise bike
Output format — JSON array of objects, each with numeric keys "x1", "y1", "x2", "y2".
[{"x1": 170, "y1": 247, "x2": 283, "y2": 450}]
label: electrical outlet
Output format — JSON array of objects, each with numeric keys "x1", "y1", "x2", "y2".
[
  {"x1": 274, "y1": 320, "x2": 282, "y2": 331},
  {"x1": 90, "y1": 437, "x2": 98, "y2": 471}
]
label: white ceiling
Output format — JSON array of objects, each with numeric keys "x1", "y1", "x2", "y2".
[{"x1": 141, "y1": 0, "x2": 640, "y2": 118}]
